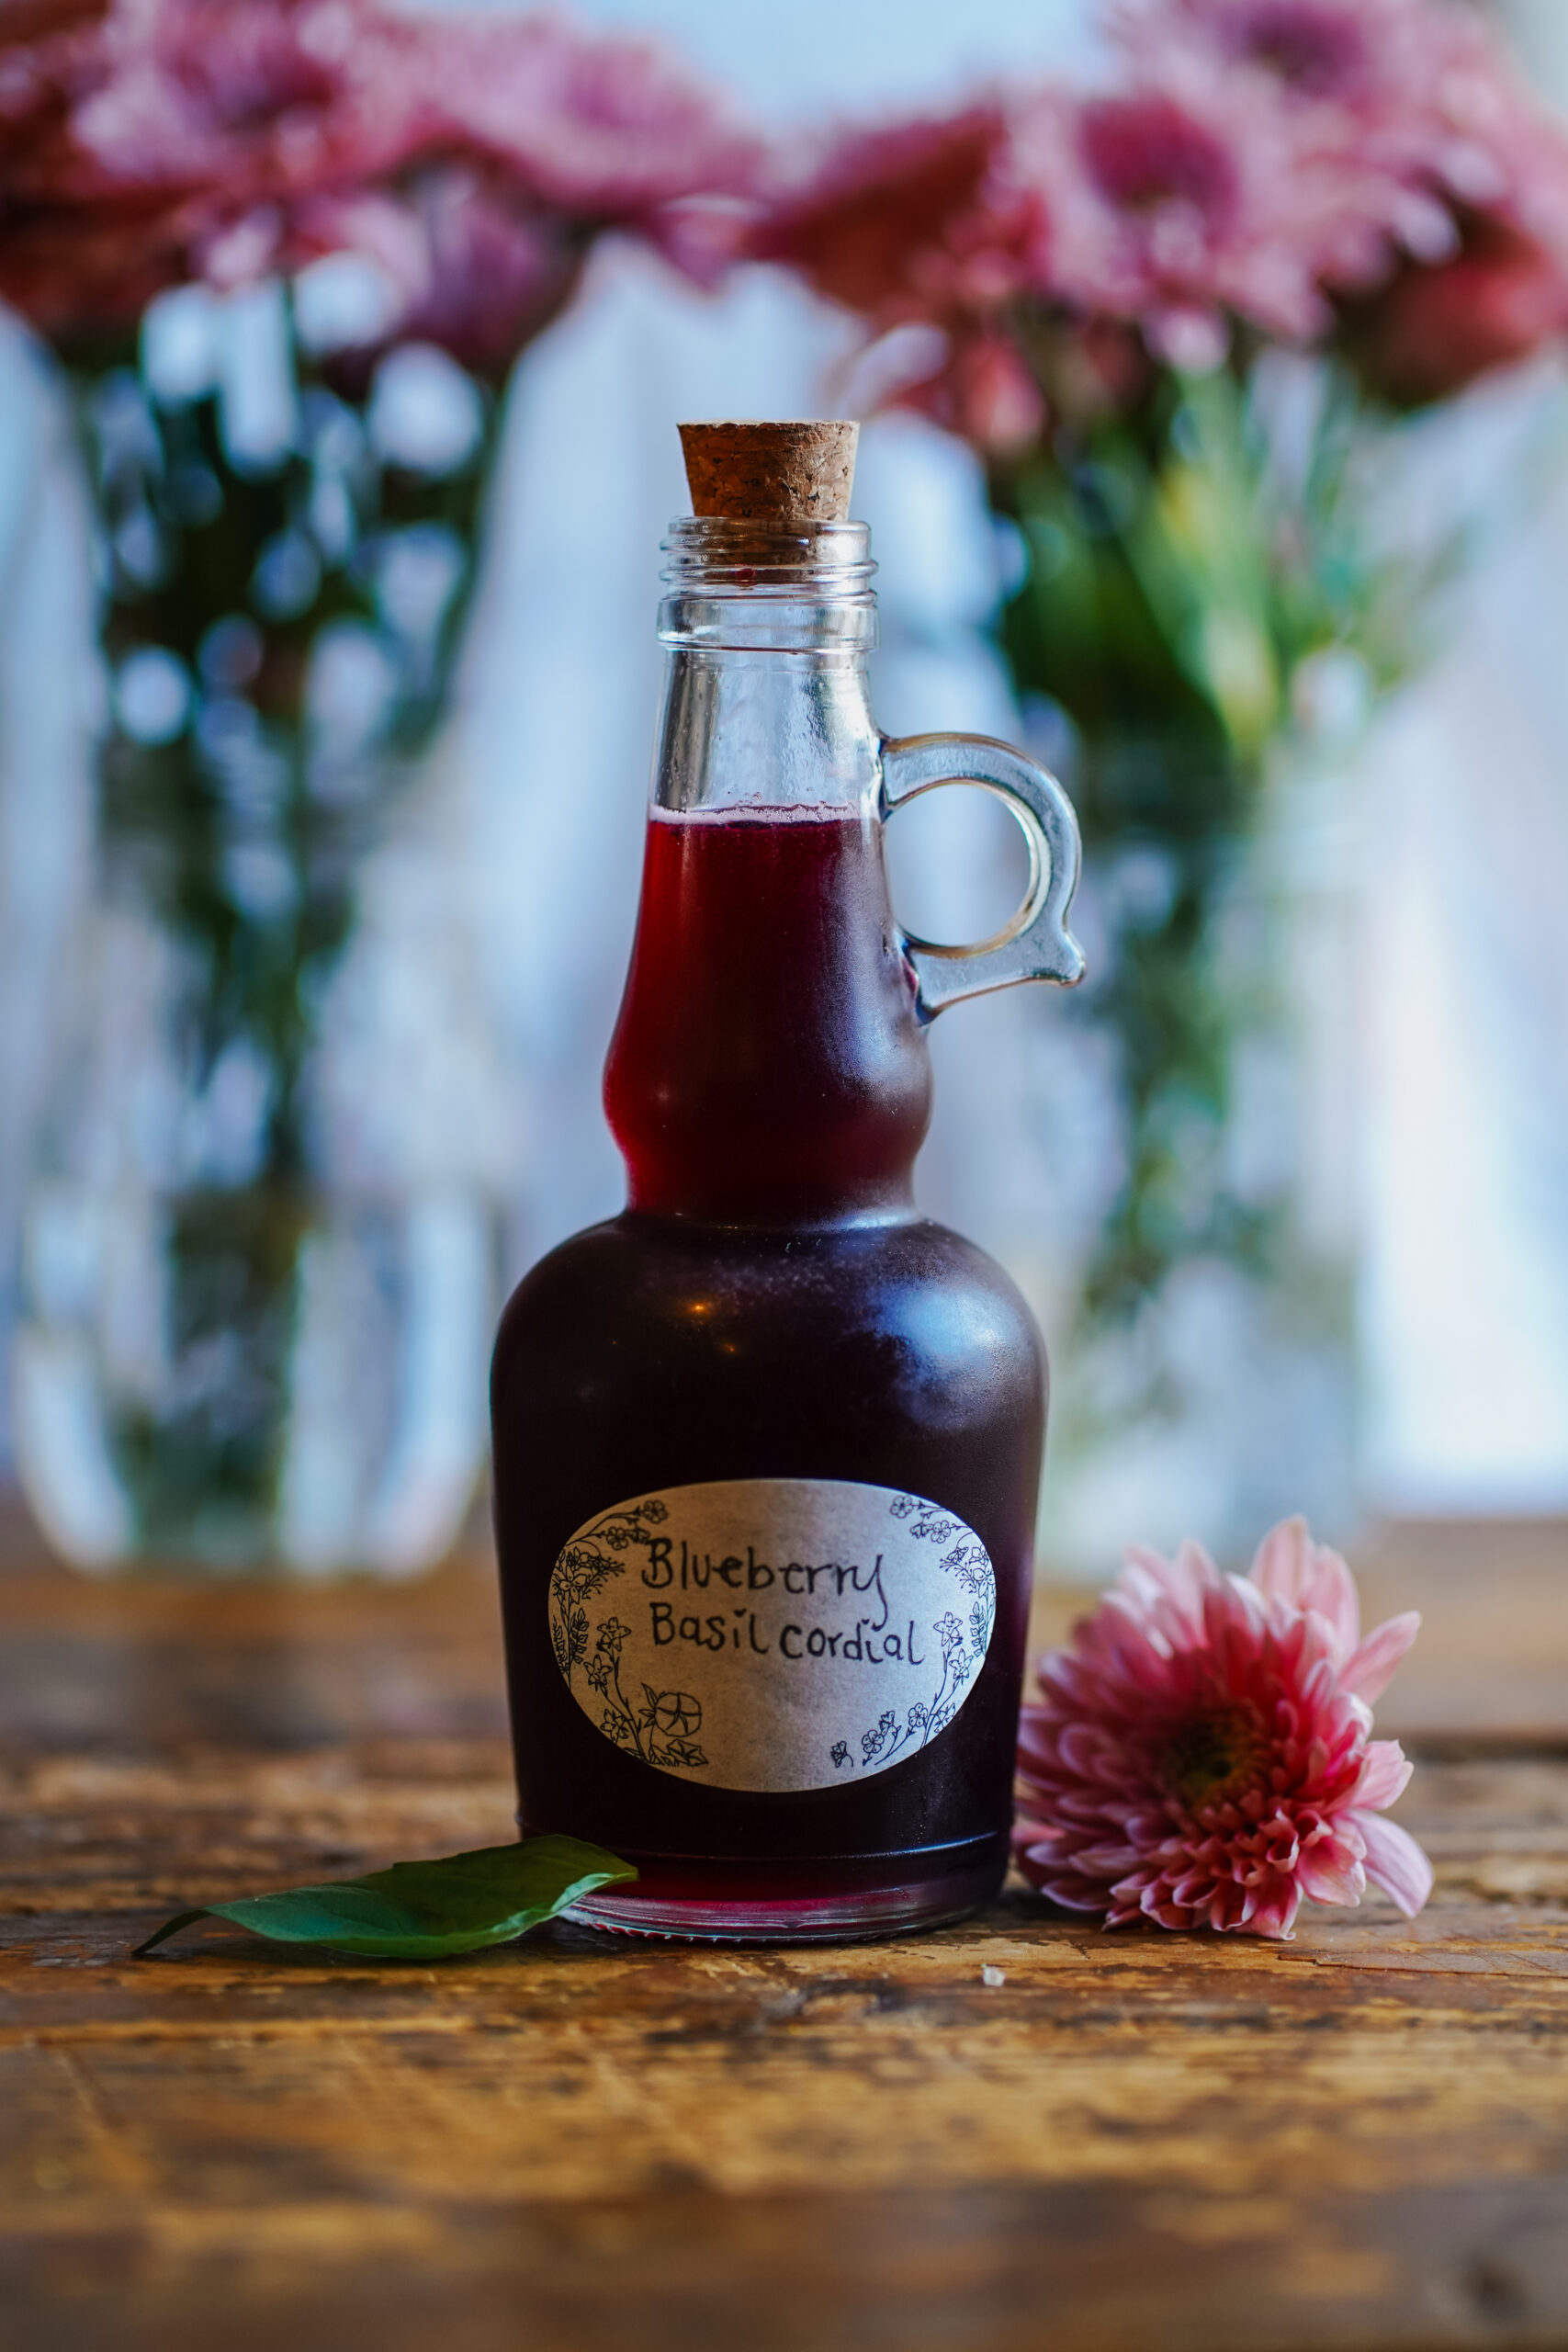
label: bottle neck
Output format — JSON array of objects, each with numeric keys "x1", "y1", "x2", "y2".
[
  {"x1": 603, "y1": 517, "x2": 931, "y2": 1225},
  {"x1": 651, "y1": 514, "x2": 881, "y2": 821}
]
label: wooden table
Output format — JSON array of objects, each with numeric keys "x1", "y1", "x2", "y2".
[{"x1": 5, "y1": 1516, "x2": 1568, "y2": 2352}]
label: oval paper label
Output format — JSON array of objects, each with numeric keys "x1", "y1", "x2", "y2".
[{"x1": 548, "y1": 1478, "x2": 996, "y2": 1793}]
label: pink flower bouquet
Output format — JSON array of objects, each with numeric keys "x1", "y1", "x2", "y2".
[
  {"x1": 0, "y1": 1, "x2": 759, "y2": 1577},
  {"x1": 754, "y1": 0, "x2": 1568, "y2": 1565},
  {"x1": 758, "y1": 0, "x2": 1568, "y2": 440},
  {"x1": 0, "y1": 0, "x2": 758, "y2": 362}
]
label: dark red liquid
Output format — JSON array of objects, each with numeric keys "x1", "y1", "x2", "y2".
[
  {"x1": 604, "y1": 811, "x2": 931, "y2": 1220},
  {"x1": 491, "y1": 808, "x2": 1046, "y2": 1937}
]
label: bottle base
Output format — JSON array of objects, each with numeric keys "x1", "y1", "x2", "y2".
[{"x1": 566, "y1": 1851, "x2": 1005, "y2": 1945}]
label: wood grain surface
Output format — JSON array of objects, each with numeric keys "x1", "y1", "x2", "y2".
[{"x1": 4, "y1": 1521, "x2": 1567, "y2": 2352}]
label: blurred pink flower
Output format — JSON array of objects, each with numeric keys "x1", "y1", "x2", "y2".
[
  {"x1": 0, "y1": 18, "x2": 189, "y2": 329},
  {"x1": 1129, "y1": 0, "x2": 1442, "y2": 112},
  {"x1": 1014, "y1": 73, "x2": 1345, "y2": 354},
  {"x1": 63, "y1": 0, "x2": 757, "y2": 213},
  {"x1": 0, "y1": 0, "x2": 759, "y2": 353},
  {"x1": 1015, "y1": 1515, "x2": 1433, "y2": 1939},
  {"x1": 1344, "y1": 213, "x2": 1568, "y2": 407},
  {"x1": 290, "y1": 169, "x2": 584, "y2": 373},
  {"x1": 754, "y1": 111, "x2": 1055, "y2": 447},
  {"x1": 64, "y1": 0, "x2": 378, "y2": 199},
  {"x1": 1096, "y1": 4, "x2": 1568, "y2": 392},
  {"x1": 1122, "y1": 0, "x2": 1568, "y2": 292},
  {"x1": 415, "y1": 11, "x2": 759, "y2": 220},
  {"x1": 760, "y1": 0, "x2": 1568, "y2": 447},
  {"x1": 753, "y1": 110, "x2": 1033, "y2": 331}
]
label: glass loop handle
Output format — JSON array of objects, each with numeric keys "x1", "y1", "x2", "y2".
[{"x1": 880, "y1": 733, "x2": 1086, "y2": 1018}]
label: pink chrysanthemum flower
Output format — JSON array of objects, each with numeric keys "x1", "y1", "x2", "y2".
[
  {"x1": 1015, "y1": 1516, "x2": 1434, "y2": 1940},
  {"x1": 752, "y1": 109, "x2": 1037, "y2": 335},
  {"x1": 1011, "y1": 73, "x2": 1338, "y2": 359}
]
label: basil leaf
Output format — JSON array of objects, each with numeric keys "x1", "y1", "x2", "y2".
[{"x1": 132, "y1": 1835, "x2": 636, "y2": 1961}]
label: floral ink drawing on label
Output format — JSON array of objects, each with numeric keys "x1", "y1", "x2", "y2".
[{"x1": 547, "y1": 1478, "x2": 996, "y2": 1792}]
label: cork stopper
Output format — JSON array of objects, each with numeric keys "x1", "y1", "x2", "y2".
[{"x1": 679, "y1": 420, "x2": 859, "y2": 525}]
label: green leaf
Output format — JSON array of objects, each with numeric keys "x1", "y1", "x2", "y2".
[{"x1": 131, "y1": 1836, "x2": 637, "y2": 1962}]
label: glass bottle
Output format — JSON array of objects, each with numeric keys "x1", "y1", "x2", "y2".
[{"x1": 491, "y1": 423, "x2": 1083, "y2": 1939}]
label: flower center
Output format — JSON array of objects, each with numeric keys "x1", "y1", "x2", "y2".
[
  {"x1": 1225, "y1": 6, "x2": 1368, "y2": 99},
  {"x1": 1080, "y1": 96, "x2": 1236, "y2": 223},
  {"x1": 1160, "y1": 1708, "x2": 1265, "y2": 1804}
]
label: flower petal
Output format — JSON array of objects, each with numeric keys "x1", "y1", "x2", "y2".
[
  {"x1": 1353, "y1": 1811, "x2": 1434, "y2": 1918},
  {"x1": 1248, "y1": 1514, "x2": 1314, "y2": 1608},
  {"x1": 1036, "y1": 1879, "x2": 1112, "y2": 1913},
  {"x1": 1341, "y1": 1612, "x2": 1421, "y2": 1704},
  {"x1": 1074, "y1": 1842, "x2": 1144, "y2": 1875},
  {"x1": 1239, "y1": 1877, "x2": 1302, "y2": 1939},
  {"x1": 1355, "y1": 1739, "x2": 1414, "y2": 1812},
  {"x1": 1296, "y1": 1841, "x2": 1367, "y2": 1907},
  {"x1": 1249, "y1": 1516, "x2": 1360, "y2": 1651}
]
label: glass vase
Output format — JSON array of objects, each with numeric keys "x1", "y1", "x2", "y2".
[
  {"x1": 13, "y1": 287, "x2": 519, "y2": 1577},
  {"x1": 1025, "y1": 746, "x2": 1359, "y2": 1575}
]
